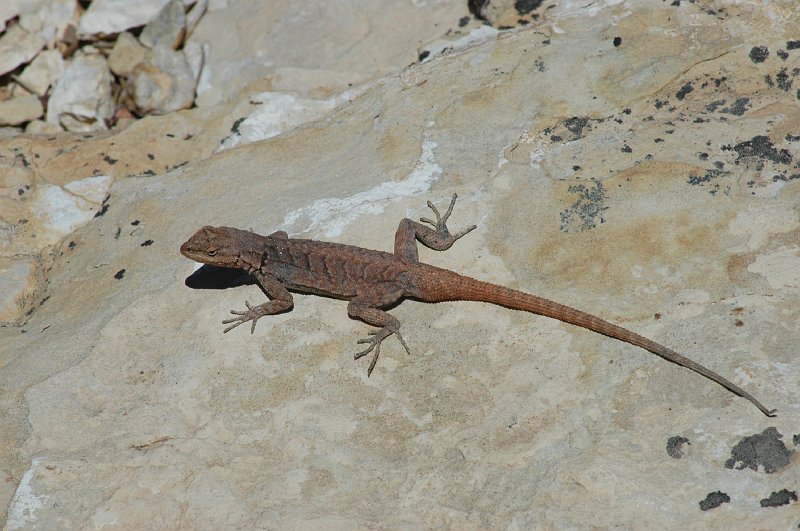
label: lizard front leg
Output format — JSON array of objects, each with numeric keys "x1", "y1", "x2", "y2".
[
  {"x1": 223, "y1": 271, "x2": 293, "y2": 333},
  {"x1": 347, "y1": 282, "x2": 409, "y2": 375},
  {"x1": 394, "y1": 193, "x2": 477, "y2": 263}
]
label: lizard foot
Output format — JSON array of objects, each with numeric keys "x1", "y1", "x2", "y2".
[
  {"x1": 420, "y1": 193, "x2": 477, "y2": 242},
  {"x1": 222, "y1": 300, "x2": 261, "y2": 334},
  {"x1": 354, "y1": 327, "x2": 411, "y2": 376}
]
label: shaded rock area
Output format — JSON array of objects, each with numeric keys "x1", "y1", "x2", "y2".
[{"x1": 1, "y1": 0, "x2": 799, "y2": 529}]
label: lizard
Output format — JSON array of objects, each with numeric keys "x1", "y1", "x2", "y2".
[{"x1": 180, "y1": 194, "x2": 775, "y2": 417}]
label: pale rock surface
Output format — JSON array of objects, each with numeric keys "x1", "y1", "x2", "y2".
[
  {"x1": 129, "y1": 46, "x2": 197, "y2": 114},
  {"x1": 107, "y1": 32, "x2": 148, "y2": 77},
  {"x1": 1, "y1": 1, "x2": 800, "y2": 529},
  {"x1": 0, "y1": 95, "x2": 43, "y2": 126},
  {"x1": 17, "y1": 49, "x2": 65, "y2": 97},
  {"x1": 190, "y1": 0, "x2": 477, "y2": 107},
  {"x1": 0, "y1": 25, "x2": 45, "y2": 78},
  {"x1": 46, "y1": 53, "x2": 114, "y2": 132},
  {"x1": 16, "y1": 0, "x2": 78, "y2": 48},
  {"x1": 78, "y1": 0, "x2": 176, "y2": 37},
  {"x1": 139, "y1": 0, "x2": 187, "y2": 50}
]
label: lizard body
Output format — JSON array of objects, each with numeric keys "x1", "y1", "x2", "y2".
[{"x1": 180, "y1": 195, "x2": 775, "y2": 416}]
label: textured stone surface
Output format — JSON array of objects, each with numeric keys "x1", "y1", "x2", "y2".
[
  {"x1": 46, "y1": 52, "x2": 114, "y2": 132},
  {"x1": 0, "y1": 95, "x2": 43, "y2": 126},
  {"x1": 0, "y1": 24, "x2": 45, "y2": 77},
  {"x1": 1, "y1": 1, "x2": 799, "y2": 529}
]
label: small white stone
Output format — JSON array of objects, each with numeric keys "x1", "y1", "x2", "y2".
[
  {"x1": 17, "y1": 49, "x2": 65, "y2": 96},
  {"x1": 108, "y1": 32, "x2": 148, "y2": 77},
  {"x1": 47, "y1": 53, "x2": 114, "y2": 132},
  {"x1": 129, "y1": 47, "x2": 195, "y2": 114},
  {"x1": 0, "y1": 95, "x2": 44, "y2": 126},
  {"x1": 78, "y1": 0, "x2": 172, "y2": 37},
  {"x1": 0, "y1": 24, "x2": 46, "y2": 77}
]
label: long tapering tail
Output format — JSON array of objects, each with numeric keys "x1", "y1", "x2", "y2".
[{"x1": 412, "y1": 267, "x2": 775, "y2": 416}]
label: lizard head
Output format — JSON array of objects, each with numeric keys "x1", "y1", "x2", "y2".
[{"x1": 180, "y1": 226, "x2": 257, "y2": 268}]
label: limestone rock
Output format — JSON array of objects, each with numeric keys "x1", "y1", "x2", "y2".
[
  {"x1": 129, "y1": 46, "x2": 196, "y2": 114},
  {"x1": 0, "y1": 95, "x2": 44, "y2": 126},
  {"x1": 139, "y1": 0, "x2": 186, "y2": 50},
  {"x1": 1, "y1": 1, "x2": 798, "y2": 530},
  {"x1": 0, "y1": 24, "x2": 46, "y2": 77},
  {"x1": 47, "y1": 53, "x2": 114, "y2": 131},
  {"x1": 107, "y1": 32, "x2": 148, "y2": 77},
  {"x1": 78, "y1": 0, "x2": 172, "y2": 37},
  {"x1": 17, "y1": 49, "x2": 65, "y2": 96}
]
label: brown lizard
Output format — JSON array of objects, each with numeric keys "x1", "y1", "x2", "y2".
[{"x1": 180, "y1": 194, "x2": 775, "y2": 416}]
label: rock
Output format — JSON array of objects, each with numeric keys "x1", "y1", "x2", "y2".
[
  {"x1": 78, "y1": 0, "x2": 172, "y2": 37},
  {"x1": 17, "y1": 49, "x2": 65, "y2": 96},
  {"x1": 20, "y1": 0, "x2": 78, "y2": 47},
  {"x1": 24, "y1": 119, "x2": 62, "y2": 134},
  {"x1": 140, "y1": 0, "x2": 186, "y2": 50},
  {"x1": 0, "y1": 94, "x2": 44, "y2": 125},
  {"x1": 107, "y1": 32, "x2": 148, "y2": 77},
  {"x1": 183, "y1": 40, "x2": 205, "y2": 90},
  {"x1": 0, "y1": 3, "x2": 22, "y2": 33},
  {"x1": 0, "y1": 24, "x2": 46, "y2": 77},
  {"x1": 216, "y1": 91, "x2": 338, "y2": 151},
  {"x1": 1, "y1": 1, "x2": 799, "y2": 529},
  {"x1": 0, "y1": 255, "x2": 41, "y2": 326},
  {"x1": 185, "y1": 0, "x2": 208, "y2": 35},
  {"x1": 468, "y1": 0, "x2": 541, "y2": 27},
  {"x1": 31, "y1": 176, "x2": 113, "y2": 246},
  {"x1": 129, "y1": 46, "x2": 196, "y2": 114},
  {"x1": 47, "y1": 53, "x2": 114, "y2": 131}
]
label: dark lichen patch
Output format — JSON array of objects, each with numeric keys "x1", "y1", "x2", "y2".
[
  {"x1": 733, "y1": 136, "x2": 792, "y2": 165},
  {"x1": 114, "y1": 269, "x2": 126, "y2": 280},
  {"x1": 514, "y1": 0, "x2": 544, "y2": 15},
  {"x1": 772, "y1": 173, "x2": 800, "y2": 182},
  {"x1": 724, "y1": 427, "x2": 793, "y2": 473},
  {"x1": 687, "y1": 168, "x2": 728, "y2": 195},
  {"x1": 699, "y1": 491, "x2": 730, "y2": 511},
  {"x1": 94, "y1": 201, "x2": 110, "y2": 218},
  {"x1": 788, "y1": 40, "x2": 800, "y2": 50},
  {"x1": 721, "y1": 97, "x2": 749, "y2": 116},
  {"x1": 666, "y1": 436, "x2": 690, "y2": 459},
  {"x1": 559, "y1": 179, "x2": 608, "y2": 233},
  {"x1": 760, "y1": 489, "x2": 797, "y2": 508},
  {"x1": 749, "y1": 45, "x2": 769, "y2": 63},
  {"x1": 564, "y1": 117, "x2": 590, "y2": 138},
  {"x1": 675, "y1": 82, "x2": 694, "y2": 100},
  {"x1": 776, "y1": 67, "x2": 794, "y2": 91}
]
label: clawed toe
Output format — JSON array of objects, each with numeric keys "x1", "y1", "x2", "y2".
[
  {"x1": 420, "y1": 194, "x2": 475, "y2": 242},
  {"x1": 353, "y1": 328, "x2": 410, "y2": 376},
  {"x1": 222, "y1": 300, "x2": 260, "y2": 333}
]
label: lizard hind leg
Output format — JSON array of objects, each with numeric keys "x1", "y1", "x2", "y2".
[
  {"x1": 347, "y1": 282, "x2": 409, "y2": 375},
  {"x1": 420, "y1": 193, "x2": 477, "y2": 243},
  {"x1": 394, "y1": 194, "x2": 477, "y2": 262}
]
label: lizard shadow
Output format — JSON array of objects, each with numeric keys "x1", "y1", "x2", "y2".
[{"x1": 184, "y1": 264, "x2": 255, "y2": 290}]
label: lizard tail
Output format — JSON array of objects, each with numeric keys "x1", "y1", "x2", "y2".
[{"x1": 414, "y1": 268, "x2": 775, "y2": 417}]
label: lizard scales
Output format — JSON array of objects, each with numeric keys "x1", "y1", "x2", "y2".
[{"x1": 181, "y1": 194, "x2": 775, "y2": 417}]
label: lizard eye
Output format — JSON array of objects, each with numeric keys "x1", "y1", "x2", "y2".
[{"x1": 207, "y1": 249, "x2": 217, "y2": 256}]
